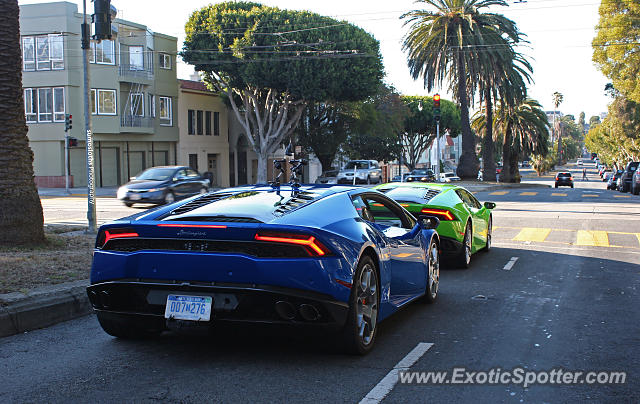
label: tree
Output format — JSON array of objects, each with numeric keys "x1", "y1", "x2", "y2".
[
  {"x1": 344, "y1": 87, "x2": 408, "y2": 162},
  {"x1": 494, "y1": 99, "x2": 550, "y2": 182},
  {"x1": 552, "y1": 91, "x2": 564, "y2": 155},
  {"x1": 401, "y1": 0, "x2": 519, "y2": 179},
  {"x1": 0, "y1": 0, "x2": 45, "y2": 245},
  {"x1": 400, "y1": 95, "x2": 460, "y2": 171},
  {"x1": 578, "y1": 111, "x2": 586, "y2": 134},
  {"x1": 589, "y1": 115, "x2": 601, "y2": 127},
  {"x1": 593, "y1": 1, "x2": 640, "y2": 104},
  {"x1": 182, "y1": 2, "x2": 384, "y2": 182}
]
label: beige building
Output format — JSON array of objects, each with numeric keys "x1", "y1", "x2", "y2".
[
  {"x1": 20, "y1": 2, "x2": 179, "y2": 187},
  {"x1": 177, "y1": 80, "x2": 230, "y2": 188}
]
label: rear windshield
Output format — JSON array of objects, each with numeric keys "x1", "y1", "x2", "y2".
[
  {"x1": 411, "y1": 169, "x2": 432, "y2": 175},
  {"x1": 558, "y1": 173, "x2": 572, "y2": 178}
]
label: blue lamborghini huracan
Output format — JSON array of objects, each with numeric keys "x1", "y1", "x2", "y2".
[{"x1": 87, "y1": 184, "x2": 441, "y2": 354}]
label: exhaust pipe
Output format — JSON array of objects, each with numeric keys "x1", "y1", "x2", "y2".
[
  {"x1": 299, "y1": 304, "x2": 320, "y2": 321},
  {"x1": 274, "y1": 301, "x2": 296, "y2": 320}
]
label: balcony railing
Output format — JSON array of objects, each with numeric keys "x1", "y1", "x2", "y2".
[
  {"x1": 121, "y1": 115, "x2": 154, "y2": 128},
  {"x1": 118, "y1": 64, "x2": 154, "y2": 80}
]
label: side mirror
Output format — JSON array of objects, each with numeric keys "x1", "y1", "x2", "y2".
[
  {"x1": 129, "y1": 176, "x2": 136, "y2": 181},
  {"x1": 484, "y1": 201, "x2": 496, "y2": 209},
  {"x1": 418, "y1": 215, "x2": 440, "y2": 230}
]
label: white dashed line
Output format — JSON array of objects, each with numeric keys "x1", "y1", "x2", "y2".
[
  {"x1": 359, "y1": 342, "x2": 434, "y2": 404},
  {"x1": 503, "y1": 256, "x2": 519, "y2": 271}
]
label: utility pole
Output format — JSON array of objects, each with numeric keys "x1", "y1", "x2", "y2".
[{"x1": 82, "y1": 0, "x2": 97, "y2": 233}]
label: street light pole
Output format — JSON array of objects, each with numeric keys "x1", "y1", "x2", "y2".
[
  {"x1": 82, "y1": 0, "x2": 97, "y2": 233},
  {"x1": 435, "y1": 120, "x2": 440, "y2": 182}
]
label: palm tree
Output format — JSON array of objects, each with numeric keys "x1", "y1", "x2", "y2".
[
  {"x1": 552, "y1": 91, "x2": 564, "y2": 155},
  {"x1": 495, "y1": 98, "x2": 550, "y2": 182},
  {"x1": 401, "y1": 0, "x2": 518, "y2": 179},
  {"x1": 0, "y1": 0, "x2": 45, "y2": 245}
]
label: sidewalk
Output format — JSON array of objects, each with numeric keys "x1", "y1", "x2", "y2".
[{"x1": 38, "y1": 187, "x2": 117, "y2": 197}]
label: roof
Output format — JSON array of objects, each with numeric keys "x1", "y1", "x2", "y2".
[{"x1": 179, "y1": 80, "x2": 214, "y2": 93}]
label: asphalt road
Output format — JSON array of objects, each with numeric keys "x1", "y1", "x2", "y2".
[{"x1": 3, "y1": 162, "x2": 638, "y2": 403}]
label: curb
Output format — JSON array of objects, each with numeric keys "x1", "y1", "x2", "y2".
[{"x1": 0, "y1": 280, "x2": 91, "y2": 338}]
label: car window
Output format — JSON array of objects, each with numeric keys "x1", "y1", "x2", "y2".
[
  {"x1": 186, "y1": 169, "x2": 200, "y2": 178},
  {"x1": 359, "y1": 194, "x2": 414, "y2": 229},
  {"x1": 344, "y1": 161, "x2": 368, "y2": 170},
  {"x1": 175, "y1": 169, "x2": 188, "y2": 180},
  {"x1": 457, "y1": 189, "x2": 481, "y2": 209}
]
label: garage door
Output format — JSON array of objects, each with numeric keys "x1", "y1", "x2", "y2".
[
  {"x1": 70, "y1": 147, "x2": 87, "y2": 187},
  {"x1": 125, "y1": 151, "x2": 145, "y2": 179},
  {"x1": 96, "y1": 147, "x2": 120, "y2": 187}
]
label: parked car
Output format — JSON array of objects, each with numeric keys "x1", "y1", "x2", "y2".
[
  {"x1": 521, "y1": 160, "x2": 530, "y2": 168},
  {"x1": 116, "y1": 166, "x2": 210, "y2": 207},
  {"x1": 632, "y1": 169, "x2": 640, "y2": 195},
  {"x1": 607, "y1": 170, "x2": 624, "y2": 190},
  {"x1": 602, "y1": 171, "x2": 612, "y2": 182},
  {"x1": 336, "y1": 160, "x2": 383, "y2": 184},
  {"x1": 405, "y1": 168, "x2": 436, "y2": 183},
  {"x1": 391, "y1": 173, "x2": 410, "y2": 182},
  {"x1": 315, "y1": 169, "x2": 339, "y2": 184},
  {"x1": 88, "y1": 184, "x2": 441, "y2": 354},
  {"x1": 375, "y1": 182, "x2": 494, "y2": 268},
  {"x1": 440, "y1": 172, "x2": 461, "y2": 182},
  {"x1": 616, "y1": 161, "x2": 639, "y2": 193},
  {"x1": 577, "y1": 160, "x2": 583, "y2": 166},
  {"x1": 555, "y1": 172, "x2": 574, "y2": 188}
]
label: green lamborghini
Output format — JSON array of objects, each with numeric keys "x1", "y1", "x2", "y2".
[{"x1": 374, "y1": 182, "x2": 495, "y2": 268}]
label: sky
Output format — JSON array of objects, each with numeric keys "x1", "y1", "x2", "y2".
[{"x1": 20, "y1": 0, "x2": 611, "y2": 119}]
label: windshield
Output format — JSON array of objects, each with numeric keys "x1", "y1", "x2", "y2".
[
  {"x1": 344, "y1": 161, "x2": 368, "y2": 170},
  {"x1": 135, "y1": 168, "x2": 175, "y2": 181},
  {"x1": 444, "y1": 173, "x2": 455, "y2": 177}
]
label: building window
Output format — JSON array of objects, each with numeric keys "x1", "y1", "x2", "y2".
[
  {"x1": 205, "y1": 111, "x2": 212, "y2": 136},
  {"x1": 159, "y1": 53, "x2": 171, "y2": 69},
  {"x1": 214, "y1": 111, "x2": 220, "y2": 136},
  {"x1": 129, "y1": 45, "x2": 144, "y2": 70},
  {"x1": 91, "y1": 39, "x2": 115, "y2": 65},
  {"x1": 130, "y1": 93, "x2": 144, "y2": 116},
  {"x1": 22, "y1": 37, "x2": 35, "y2": 71},
  {"x1": 37, "y1": 88, "x2": 52, "y2": 122},
  {"x1": 50, "y1": 35, "x2": 64, "y2": 69},
  {"x1": 24, "y1": 88, "x2": 36, "y2": 122},
  {"x1": 148, "y1": 94, "x2": 155, "y2": 117},
  {"x1": 188, "y1": 109, "x2": 195, "y2": 135},
  {"x1": 53, "y1": 87, "x2": 65, "y2": 121},
  {"x1": 91, "y1": 89, "x2": 116, "y2": 115},
  {"x1": 189, "y1": 154, "x2": 198, "y2": 171},
  {"x1": 159, "y1": 96, "x2": 172, "y2": 126},
  {"x1": 196, "y1": 110, "x2": 203, "y2": 135}
]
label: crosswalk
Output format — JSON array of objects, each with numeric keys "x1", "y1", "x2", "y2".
[
  {"x1": 485, "y1": 190, "x2": 633, "y2": 198},
  {"x1": 495, "y1": 226, "x2": 640, "y2": 249}
]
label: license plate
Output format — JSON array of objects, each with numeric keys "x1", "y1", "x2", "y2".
[
  {"x1": 130, "y1": 193, "x2": 141, "y2": 200},
  {"x1": 164, "y1": 295, "x2": 212, "y2": 321}
]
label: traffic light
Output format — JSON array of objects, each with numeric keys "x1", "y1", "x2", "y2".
[
  {"x1": 67, "y1": 137, "x2": 78, "y2": 147},
  {"x1": 433, "y1": 94, "x2": 441, "y2": 121},
  {"x1": 92, "y1": 0, "x2": 113, "y2": 41},
  {"x1": 64, "y1": 114, "x2": 72, "y2": 132}
]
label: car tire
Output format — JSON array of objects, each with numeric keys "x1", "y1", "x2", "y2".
[
  {"x1": 96, "y1": 312, "x2": 162, "y2": 339},
  {"x1": 482, "y1": 217, "x2": 492, "y2": 253},
  {"x1": 340, "y1": 255, "x2": 379, "y2": 355},
  {"x1": 366, "y1": 176, "x2": 371, "y2": 185},
  {"x1": 164, "y1": 191, "x2": 175, "y2": 204},
  {"x1": 124, "y1": 202, "x2": 134, "y2": 207},
  {"x1": 571, "y1": 184, "x2": 574, "y2": 188},
  {"x1": 455, "y1": 222, "x2": 473, "y2": 269},
  {"x1": 419, "y1": 237, "x2": 439, "y2": 304},
  {"x1": 555, "y1": 184, "x2": 558, "y2": 188},
  {"x1": 633, "y1": 185, "x2": 639, "y2": 195}
]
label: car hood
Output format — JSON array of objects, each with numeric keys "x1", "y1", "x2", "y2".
[{"x1": 122, "y1": 180, "x2": 169, "y2": 190}]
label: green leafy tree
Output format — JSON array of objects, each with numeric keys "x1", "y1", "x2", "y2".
[
  {"x1": 0, "y1": 0, "x2": 45, "y2": 245},
  {"x1": 589, "y1": 115, "x2": 601, "y2": 127},
  {"x1": 344, "y1": 87, "x2": 408, "y2": 162},
  {"x1": 400, "y1": 95, "x2": 460, "y2": 171},
  {"x1": 593, "y1": 1, "x2": 640, "y2": 104},
  {"x1": 401, "y1": 0, "x2": 519, "y2": 179},
  {"x1": 182, "y1": 2, "x2": 384, "y2": 182},
  {"x1": 494, "y1": 99, "x2": 550, "y2": 182},
  {"x1": 578, "y1": 111, "x2": 586, "y2": 135},
  {"x1": 552, "y1": 91, "x2": 564, "y2": 155}
]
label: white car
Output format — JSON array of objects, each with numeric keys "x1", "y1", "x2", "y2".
[
  {"x1": 577, "y1": 160, "x2": 583, "y2": 166},
  {"x1": 337, "y1": 160, "x2": 383, "y2": 184},
  {"x1": 440, "y1": 172, "x2": 461, "y2": 182}
]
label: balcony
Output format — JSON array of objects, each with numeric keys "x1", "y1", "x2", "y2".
[
  {"x1": 118, "y1": 64, "x2": 154, "y2": 80},
  {"x1": 121, "y1": 114, "x2": 154, "y2": 128}
]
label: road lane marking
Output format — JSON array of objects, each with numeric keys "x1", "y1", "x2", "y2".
[
  {"x1": 637, "y1": 234, "x2": 640, "y2": 247},
  {"x1": 489, "y1": 191, "x2": 509, "y2": 195},
  {"x1": 551, "y1": 193, "x2": 567, "y2": 196},
  {"x1": 614, "y1": 195, "x2": 631, "y2": 198},
  {"x1": 582, "y1": 194, "x2": 599, "y2": 197},
  {"x1": 519, "y1": 192, "x2": 537, "y2": 196},
  {"x1": 513, "y1": 228, "x2": 551, "y2": 242},
  {"x1": 359, "y1": 342, "x2": 433, "y2": 404},
  {"x1": 576, "y1": 230, "x2": 610, "y2": 247},
  {"x1": 503, "y1": 256, "x2": 519, "y2": 271}
]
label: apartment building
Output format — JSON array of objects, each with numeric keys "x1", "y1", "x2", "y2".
[
  {"x1": 177, "y1": 79, "x2": 230, "y2": 188},
  {"x1": 20, "y1": 2, "x2": 179, "y2": 187}
]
